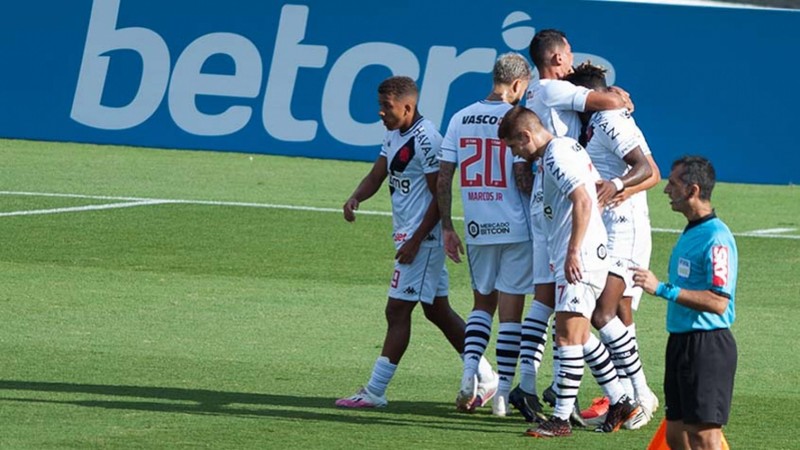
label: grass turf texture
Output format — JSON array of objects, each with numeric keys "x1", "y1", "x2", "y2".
[{"x1": 1, "y1": 139, "x2": 798, "y2": 449}]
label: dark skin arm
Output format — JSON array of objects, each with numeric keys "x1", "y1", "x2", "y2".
[
  {"x1": 596, "y1": 146, "x2": 653, "y2": 206},
  {"x1": 395, "y1": 171, "x2": 440, "y2": 264},
  {"x1": 632, "y1": 267, "x2": 730, "y2": 315},
  {"x1": 437, "y1": 161, "x2": 464, "y2": 263},
  {"x1": 513, "y1": 160, "x2": 533, "y2": 197},
  {"x1": 608, "y1": 153, "x2": 661, "y2": 207},
  {"x1": 343, "y1": 156, "x2": 388, "y2": 222}
]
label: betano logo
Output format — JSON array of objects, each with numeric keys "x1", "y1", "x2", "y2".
[{"x1": 71, "y1": 0, "x2": 615, "y2": 146}]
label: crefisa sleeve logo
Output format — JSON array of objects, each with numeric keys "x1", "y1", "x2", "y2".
[{"x1": 711, "y1": 245, "x2": 729, "y2": 287}]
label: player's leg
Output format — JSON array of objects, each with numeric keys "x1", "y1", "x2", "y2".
[
  {"x1": 457, "y1": 244, "x2": 499, "y2": 410},
  {"x1": 592, "y1": 273, "x2": 635, "y2": 398},
  {"x1": 336, "y1": 250, "x2": 427, "y2": 408},
  {"x1": 514, "y1": 228, "x2": 553, "y2": 415},
  {"x1": 492, "y1": 242, "x2": 532, "y2": 416}
]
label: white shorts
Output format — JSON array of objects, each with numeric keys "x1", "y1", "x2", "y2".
[
  {"x1": 603, "y1": 203, "x2": 652, "y2": 311},
  {"x1": 531, "y1": 213, "x2": 555, "y2": 285},
  {"x1": 554, "y1": 270, "x2": 608, "y2": 320},
  {"x1": 388, "y1": 246, "x2": 448, "y2": 304},
  {"x1": 466, "y1": 242, "x2": 534, "y2": 296}
]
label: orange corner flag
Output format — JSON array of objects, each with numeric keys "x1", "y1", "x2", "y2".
[{"x1": 647, "y1": 419, "x2": 730, "y2": 449}]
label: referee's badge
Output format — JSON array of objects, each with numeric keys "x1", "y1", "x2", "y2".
[{"x1": 678, "y1": 258, "x2": 691, "y2": 278}]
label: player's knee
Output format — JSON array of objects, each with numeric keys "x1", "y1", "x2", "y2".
[
  {"x1": 385, "y1": 299, "x2": 414, "y2": 325},
  {"x1": 591, "y1": 307, "x2": 615, "y2": 330}
]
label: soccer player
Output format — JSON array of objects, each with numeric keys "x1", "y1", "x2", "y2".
[
  {"x1": 633, "y1": 156, "x2": 738, "y2": 450},
  {"x1": 437, "y1": 53, "x2": 533, "y2": 416},
  {"x1": 564, "y1": 62, "x2": 661, "y2": 429},
  {"x1": 336, "y1": 76, "x2": 495, "y2": 408},
  {"x1": 499, "y1": 106, "x2": 639, "y2": 438},
  {"x1": 510, "y1": 28, "x2": 633, "y2": 425}
]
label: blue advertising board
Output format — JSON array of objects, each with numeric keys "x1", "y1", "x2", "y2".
[{"x1": 0, "y1": 0, "x2": 797, "y2": 184}]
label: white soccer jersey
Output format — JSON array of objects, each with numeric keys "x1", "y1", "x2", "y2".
[
  {"x1": 541, "y1": 137, "x2": 609, "y2": 276},
  {"x1": 585, "y1": 109, "x2": 652, "y2": 213},
  {"x1": 440, "y1": 100, "x2": 531, "y2": 245},
  {"x1": 381, "y1": 117, "x2": 443, "y2": 249},
  {"x1": 526, "y1": 79, "x2": 591, "y2": 216}
]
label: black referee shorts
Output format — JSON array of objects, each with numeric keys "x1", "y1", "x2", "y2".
[{"x1": 664, "y1": 328, "x2": 737, "y2": 425}]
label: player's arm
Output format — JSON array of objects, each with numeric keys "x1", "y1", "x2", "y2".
[
  {"x1": 565, "y1": 184, "x2": 592, "y2": 284},
  {"x1": 437, "y1": 161, "x2": 464, "y2": 263},
  {"x1": 513, "y1": 160, "x2": 533, "y2": 196},
  {"x1": 632, "y1": 268, "x2": 730, "y2": 315},
  {"x1": 596, "y1": 146, "x2": 653, "y2": 206},
  {"x1": 585, "y1": 87, "x2": 633, "y2": 113},
  {"x1": 610, "y1": 153, "x2": 661, "y2": 207},
  {"x1": 343, "y1": 156, "x2": 387, "y2": 222},
  {"x1": 396, "y1": 172, "x2": 440, "y2": 264}
]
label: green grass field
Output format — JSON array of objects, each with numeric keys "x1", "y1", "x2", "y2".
[{"x1": 1, "y1": 138, "x2": 798, "y2": 449}]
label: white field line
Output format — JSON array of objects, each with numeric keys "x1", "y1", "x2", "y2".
[
  {"x1": 0, "y1": 200, "x2": 169, "y2": 217},
  {"x1": 1, "y1": 190, "x2": 799, "y2": 240}
]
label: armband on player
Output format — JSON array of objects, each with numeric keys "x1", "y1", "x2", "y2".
[{"x1": 655, "y1": 282, "x2": 681, "y2": 303}]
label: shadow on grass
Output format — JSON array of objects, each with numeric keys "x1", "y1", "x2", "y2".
[{"x1": 0, "y1": 380, "x2": 519, "y2": 434}]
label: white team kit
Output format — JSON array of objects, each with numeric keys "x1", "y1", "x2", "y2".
[
  {"x1": 382, "y1": 117, "x2": 448, "y2": 303},
  {"x1": 439, "y1": 100, "x2": 532, "y2": 295},
  {"x1": 585, "y1": 109, "x2": 653, "y2": 308},
  {"x1": 525, "y1": 79, "x2": 591, "y2": 284},
  {"x1": 541, "y1": 137, "x2": 610, "y2": 318}
]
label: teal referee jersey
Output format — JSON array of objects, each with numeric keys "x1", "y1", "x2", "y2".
[{"x1": 666, "y1": 213, "x2": 738, "y2": 333}]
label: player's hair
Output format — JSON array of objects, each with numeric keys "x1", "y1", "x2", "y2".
[
  {"x1": 493, "y1": 52, "x2": 531, "y2": 86},
  {"x1": 497, "y1": 106, "x2": 542, "y2": 141},
  {"x1": 564, "y1": 62, "x2": 608, "y2": 90},
  {"x1": 378, "y1": 76, "x2": 418, "y2": 99},
  {"x1": 672, "y1": 156, "x2": 716, "y2": 200},
  {"x1": 529, "y1": 29, "x2": 567, "y2": 70}
]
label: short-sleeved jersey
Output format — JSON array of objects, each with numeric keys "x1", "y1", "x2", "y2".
[
  {"x1": 440, "y1": 100, "x2": 531, "y2": 245},
  {"x1": 381, "y1": 116, "x2": 442, "y2": 249},
  {"x1": 541, "y1": 137, "x2": 609, "y2": 275},
  {"x1": 585, "y1": 108, "x2": 652, "y2": 214},
  {"x1": 666, "y1": 214, "x2": 738, "y2": 333},
  {"x1": 526, "y1": 79, "x2": 591, "y2": 217}
]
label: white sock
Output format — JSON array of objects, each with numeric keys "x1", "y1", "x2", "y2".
[
  {"x1": 464, "y1": 310, "x2": 493, "y2": 377},
  {"x1": 367, "y1": 356, "x2": 397, "y2": 397},
  {"x1": 496, "y1": 321, "x2": 522, "y2": 397},
  {"x1": 583, "y1": 333, "x2": 625, "y2": 405},
  {"x1": 519, "y1": 301, "x2": 552, "y2": 395},
  {"x1": 599, "y1": 318, "x2": 647, "y2": 399},
  {"x1": 553, "y1": 345, "x2": 583, "y2": 420}
]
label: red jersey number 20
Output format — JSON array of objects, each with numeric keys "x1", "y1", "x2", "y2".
[{"x1": 460, "y1": 137, "x2": 508, "y2": 188}]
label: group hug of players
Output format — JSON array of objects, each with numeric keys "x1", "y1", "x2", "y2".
[{"x1": 336, "y1": 29, "x2": 662, "y2": 438}]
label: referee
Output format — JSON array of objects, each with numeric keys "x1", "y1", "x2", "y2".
[{"x1": 633, "y1": 156, "x2": 737, "y2": 450}]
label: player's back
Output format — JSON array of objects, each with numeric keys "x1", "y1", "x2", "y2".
[
  {"x1": 440, "y1": 100, "x2": 531, "y2": 245},
  {"x1": 526, "y1": 78, "x2": 589, "y2": 140}
]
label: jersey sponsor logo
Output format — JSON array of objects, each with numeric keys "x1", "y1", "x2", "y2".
[
  {"x1": 388, "y1": 175, "x2": 411, "y2": 194},
  {"x1": 543, "y1": 205, "x2": 553, "y2": 220},
  {"x1": 467, "y1": 220, "x2": 510, "y2": 238},
  {"x1": 678, "y1": 257, "x2": 691, "y2": 278},
  {"x1": 711, "y1": 245, "x2": 730, "y2": 287},
  {"x1": 532, "y1": 190, "x2": 543, "y2": 205},
  {"x1": 393, "y1": 232, "x2": 408, "y2": 242},
  {"x1": 461, "y1": 114, "x2": 500, "y2": 125},
  {"x1": 596, "y1": 118, "x2": 620, "y2": 141}
]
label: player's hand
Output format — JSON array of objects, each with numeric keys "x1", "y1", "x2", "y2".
[
  {"x1": 443, "y1": 229, "x2": 465, "y2": 263},
  {"x1": 607, "y1": 189, "x2": 632, "y2": 208},
  {"x1": 595, "y1": 179, "x2": 619, "y2": 207},
  {"x1": 610, "y1": 86, "x2": 634, "y2": 113},
  {"x1": 632, "y1": 267, "x2": 659, "y2": 294},
  {"x1": 395, "y1": 238, "x2": 421, "y2": 265},
  {"x1": 343, "y1": 197, "x2": 359, "y2": 222},
  {"x1": 565, "y1": 250, "x2": 583, "y2": 284}
]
